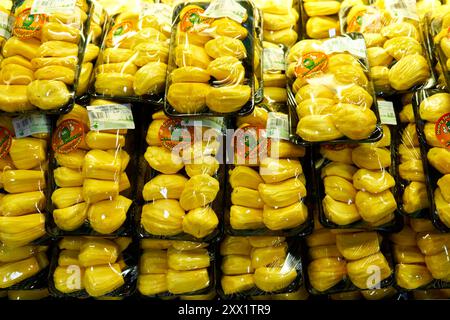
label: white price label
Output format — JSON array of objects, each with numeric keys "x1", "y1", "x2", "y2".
[
  {"x1": 263, "y1": 47, "x2": 285, "y2": 72},
  {"x1": 31, "y1": 0, "x2": 77, "y2": 14},
  {"x1": 87, "y1": 104, "x2": 135, "y2": 131},
  {"x1": 266, "y1": 112, "x2": 289, "y2": 140},
  {"x1": 12, "y1": 114, "x2": 51, "y2": 138},
  {"x1": 377, "y1": 100, "x2": 397, "y2": 125},
  {"x1": 384, "y1": 0, "x2": 419, "y2": 21},
  {"x1": 322, "y1": 37, "x2": 366, "y2": 58},
  {"x1": 0, "y1": 11, "x2": 14, "y2": 40},
  {"x1": 203, "y1": 0, "x2": 247, "y2": 24},
  {"x1": 140, "y1": 2, "x2": 172, "y2": 24}
]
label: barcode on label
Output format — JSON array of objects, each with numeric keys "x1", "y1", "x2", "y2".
[
  {"x1": 12, "y1": 114, "x2": 50, "y2": 138},
  {"x1": 31, "y1": 0, "x2": 77, "y2": 15},
  {"x1": 266, "y1": 112, "x2": 289, "y2": 140},
  {"x1": 87, "y1": 104, "x2": 135, "y2": 131},
  {"x1": 377, "y1": 100, "x2": 397, "y2": 125},
  {"x1": 203, "y1": 0, "x2": 247, "y2": 23},
  {"x1": 385, "y1": 0, "x2": 419, "y2": 20}
]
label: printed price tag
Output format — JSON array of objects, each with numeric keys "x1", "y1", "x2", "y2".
[
  {"x1": 264, "y1": 47, "x2": 285, "y2": 72},
  {"x1": 377, "y1": 100, "x2": 397, "y2": 125},
  {"x1": 31, "y1": 0, "x2": 77, "y2": 14},
  {"x1": 203, "y1": 0, "x2": 247, "y2": 24},
  {"x1": 0, "y1": 11, "x2": 14, "y2": 40},
  {"x1": 266, "y1": 112, "x2": 289, "y2": 140},
  {"x1": 87, "y1": 104, "x2": 135, "y2": 131},
  {"x1": 384, "y1": 0, "x2": 419, "y2": 21},
  {"x1": 322, "y1": 37, "x2": 366, "y2": 58},
  {"x1": 12, "y1": 114, "x2": 51, "y2": 138}
]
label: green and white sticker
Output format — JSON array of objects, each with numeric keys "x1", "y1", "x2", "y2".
[
  {"x1": 203, "y1": 0, "x2": 247, "y2": 24},
  {"x1": 266, "y1": 112, "x2": 289, "y2": 140},
  {"x1": 12, "y1": 114, "x2": 51, "y2": 138},
  {"x1": 0, "y1": 11, "x2": 14, "y2": 40},
  {"x1": 263, "y1": 47, "x2": 285, "y2": 73},
  {"x1": 87, "y1": 104, "x2": 135, "y2": 130},
  {"x1": 377, "y1": 100, "x2": 397, "y2": 125},
  {"x1": 322, "y1": 37, "x2": 366, "y2": 58},
  {"x1": 31, "y1": 0, "x2": 77, "y2": 15}
]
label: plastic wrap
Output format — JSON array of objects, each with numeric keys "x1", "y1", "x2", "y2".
[
  {"x1": 391, "y1": 220, "x2": 450, "y2": 290},
  {"x1": 137, "y1": 110, "x2": 225, "y2": 242},
  {"x1": 315, "y1": 126, "x2": 402, "y2": 231},
  {"x1": 0, "y1": 0, "x2": 12, "y2": 50},
  {"x1": 429, "y1": 9, "x2": 450, "y2": 90},
  {"x1": 412, "y1": 89, "x2": 450, "y2": 231},
  {"x1": 286, "y1": 34, "x2": 383, "y2": 145},
  {"x1": 299, "y1": 0, "x2": 343, "y2": 40},
  {"x1": 304, "y1": 220, "x2": 394, "y2": 294},
  {"x1": 339, "y1": 1, "x2": 436, "y2": 95},
  {"x1": 90, "y1": 2, "x2": 173, "y2": 104},
  {"x1": 164, "y1": 0, "x2": 258, "y2": 116},
  {"x1": 48, "y1": 236, "x2": 137, "y2": 298},
  {"x1": 46, "y1": 101, "x2": 137, "y2": 237},
  {"x1": 6, "y1": 288, "x2": 49, "y2": 300},
  {"x1": 0, "y1": 0, "x2": 95, "y2": 114},
  {"x1": 218, "y1": 236, "x2": 303, "y2": 299},
  {"x1": 137, "y1": 239, "x2": 215, "y2": 297}
]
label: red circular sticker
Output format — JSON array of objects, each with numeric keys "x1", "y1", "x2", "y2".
[
  {"x1": 435, "y1": 113, "x2": 450, "y2": 149},
  {"x1": 0, "y1": 127, "x2": 13, "y2": 159},
  {"x1": 52, "y1": 119, "x2": 84, "y2": 154},
  {"x1": 295, "y1": 52, "x2": 328, "y2": 79},
  {"x1": 232, "y1": 125, "x2": 271, "y2": 164},
  {"x1": 13, "y1": 8, "x2": 47, "y2": 39},
  {"x1": 180, "y1": 8, "x2": 214, "y2": 32},
  {"x1": 159, "y1": 119, "x2": 195, "y2": 151},
  {"x1": 106, "y1": 20, "x2": 136, "y2": 47}
]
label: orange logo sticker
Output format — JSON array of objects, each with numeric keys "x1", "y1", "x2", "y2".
[
  {"x1": 52, "y1": 119, "x2": 84, "y2": 154},
  {"x1": 106, "y1": 20, "x2": 136, "y2": 47},
  {"x1": 13, "y1": 8, "x2": 46, "y2": 39},
  {"x1": 295, "y1": 52, "x2": 328, "y2": 79},
  {"x1": 0, "y1": 127, "x2": 13, "y2": 159},
  {"x1": 180, "y1": 8, "x2": 214, "y2": 32},
  {"x1": 347, "y1": 9, "x2": 381, "y2": 33},
  {"x1": 232, "y1": 125, "x2": 271, "y2": 164},
  {"x1": 435, "y1": 113, "x2": 450, "y2": 149},
  {"x1": 159, "y1": 119, "x2": 195, "y2": 151}
]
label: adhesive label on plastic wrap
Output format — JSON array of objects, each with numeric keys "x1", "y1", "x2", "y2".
[
  {"x1": 180, "y1": 7, "x2": 214, "y2": 32},
  {"x1": 140, "y1": 2, "x2": 172, "y2": 26},
  {"x1": 384, "y1": 0, "x2": 419, "y2": 21},
  {"x1": 377, "y1": 100, "x2": 397, "y2": 125},
  {"x1": 266, "y1": 112, "x2": 289, "y2": 140},
  {"x1": 12, "y1": 114, "x2": 51, "y2": 138},
  {"x1": 13, "y1": 8, "x2": 46, "y2": 39},
  {"x1": 203, "y1": 0, "x2": 247, "y2": 24},
  {"x1": 87, "y1": 104, "x2": 135, "y2": 131},
  {"x1": 322, "y1": 37, "x2": 366, "y2": 58},
  {"x1": 31, "y1": 0, "x2": 77, "y2": 14},
  {"x1": 435, "y1": 113, "x2": 450, "y2": 149},
  {"x1": 0, "y1": 11, "x2": 14, "y2": 40},
  {"x1": 264, "y1": 47, "x2": 286, "y2": 72},
  {"x1": 52, "y1": 119, "x2": 84, "y2": 154},
  {"x1": 295, "y1": 52, "x2": 329, "y2": 79},
  {"x1": 0, "y1": 126, "x2": 13, "y2": 159}
]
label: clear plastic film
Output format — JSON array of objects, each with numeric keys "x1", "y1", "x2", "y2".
[
  {"x1": 0, "y1": 0, "x2": 12, "y2": 50},
  {"x1": 137, "y1": 239, "x2": 214, "y2": 297},
  {"x1": 339, "y1": 0, "x2": 436, "y2": 95},
  {"x1": 91, "y1": 0, "x2": 173, "y2": 104},
  {"x1": 299, "y1": 0, "x2": 342, "y2": 40},
  {"x1": 315, "y1": 126, "x2": 401, "y2": 230},
  {"x1": 137, "y1": 110, "x2": 225, "y2": 242},
  {"x1": 305, "y1": 220, "x2": 394, "y2": 294},
  {"x1": 49, "y1": 236, "x2": 137, "y2": 298},
  {"x1": 412, "y1": 89, "x2": 450, "y2": 231},
  {"x1": 218, "y1": 236, "x2": 303, "y2": 299},
  {"x1": 164, "y1": 0, "x2": 259, "y2": 116},
  {"x1": 390, "y1": 219, "x2": 450, "y2": 290},
  {"x1": 286, "y1": 34, "x2": 383, "y2": 145},
  {"x1": 0, "y1": 0, "x2": 94, "y2": 113},
  {"x1": 47, "y1": 100, "x2": 137, "y2": 237},
  {"x1": 429, "y1": 6, "x2": 450, "y2": 89}
]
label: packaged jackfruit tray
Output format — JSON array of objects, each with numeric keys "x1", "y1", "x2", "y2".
[
  {"x1": 89, "y1": 2, "x2": 174, "y2": 105},
  {"x1": 298, "y1": 0, "x2": 341, "y2": 40},
  {"x1": 48, "y1": 237, "x2": 138, "y2": 299},
  {"x1": 45, "y1": 102, "x2": 140, "y2": 238},
  {"x1": 338, "y1": 1, "x2": 437, "y2": 96},
  {"x1": 217, "y1": 236, "x2": 304, "y2": 299},
  {"x1": 304, "y1": 227, "x2": 396, "y2": 295},
  {"x1": 390, "y1": 221, "x2": 450, "y2": 291},
  {"x1": 429, "y1": 9, "x2": 450, "y2": 90},
  {"x1": 315, "y1": 126, "x2": 404, "y2": 232},
  {"x1": 394, "y1": 94, "x2": 431, "y2": 219},
  {"x1": 163, "y1": 0, "x2": 260, "y2": 117},
  {"x1": 137, "y1": 239, "x2": 216, "y2": 298},
  {"x1": 286, "y1": 33, "x2": 384, "y2": 145},
  {"x1": 412, "y1": 88, "x2": 450, "y2": 232},
  {"x1": 0, "y1": 0, "x2": 97, "y2": 115},
  {"x1": 136, "y1": 109, "x2": 227, "y2": 242}
]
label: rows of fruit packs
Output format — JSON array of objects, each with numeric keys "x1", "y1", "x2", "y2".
[{"x1": 0, "y1": 0, "x2": 448, "y2": 301}]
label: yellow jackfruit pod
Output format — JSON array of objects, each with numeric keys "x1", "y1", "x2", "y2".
[
  {"x1": 295, "y1": 84, "x2": 335, "y2": 103},
  {"x1": 185, "y1": 156, "x2": 219, "y2": 178},
  {"x1": 0, "y1": 63, "x2": 34, "y2": 85},
  {"x1": 167, "y1": 247, "x2": 210, "y2": 271},
  {"x1": 419, "y1": 93, "x2": 450, "y2": 122},
  {"x1": 309, "y1": 245, "x2": 343, "y2": 260},
  {"x1": 54, "y1": 265, "x2": 85, "y2": 293},
  {"x1": 304, "y1": 1, "x2": 341, "y2": 16},
  {"x1": 352, "y1": 169, "x2": 395, "y2": 194},
  {"x1": 263, "y1": 11, "x2": 297, "y2": 31},
  {"x1": 230, "y1": 205, "x2": 264, "y2": 230},
  {"x1": 263, "y1": 28, "x2": 298, "y2": 48},
  {"x1": 229, "y1": 166, "x2": 263, "y2": 190},
  {"x1": 390, "y1": 225, "x2": 417, "y2": 246},
  {"x1": 322, "y1": 195, "x2": 361, "y2": 226},
  {"x1": 0, "y1": 213, "x2": 45, "y2": 235},
  {"x1": 320, "y1": 146, "x2": 354, "y2": 165},
  {"x1": 0, "y1": 244, "x2": 46, "y2": 263},
  {"x1": 259, "y1": 158, "x2": 302, "y2": 184},
  {"x1": 221, "y1": 274, "x2": 254, "y2": 295},
  {"x1": 2, "y1": 170, "x2": 45, "y2": 193},
  {"x1": 207, "y1": 56, "x2": 245, "y2": 85},
  {"x1": 95, "y1": 73, "x2": 135, "y2": 97},
  {"x1": 263, "y1": 74, "x2": 287, "y2": 88},
  {"x1": 27, "y1": 80, "x2": 71, "y2": 110},
  {"x1": 141, "y1": 199, "x2": 185, "y2": 236},
  {"x1": 133, "y1": 42, "x2": 169, "y2": 67},
  {"x1": 367, "y1": 47, "x2": 393, "y2": 67},
  {"x1": 427, "y1": 147, "x2": 450, "y2": 174},
  {"x1": 58, "y1": 250, "x2": 80, "y2": 266},
  {"x1": 305, "y1": 16, "x2": 338, "y2": 39},
  {"x1": 133, "y1": 62, "x2": 167, "y2": 96},
  {"x1": 417, "y1": 232, "x2": 450, "y2": 255},
  {"x1": 82, "y1": 179, "x2": 119, "y2": 204},
  {"x1": 383, "y1": 37, "x2": 422, "y2": 61},
  {"x1": 381, "y1": 21, "x2": 420, "y2": 40},
  {"x1": 183, "y1": 207, "x2": 219, "y2": 239},
  {"x1": 144, "y1": 146, "x2": 184, "y2": 174},
  {"x1": 2, "y1": 37, "x2": 40, "y2": 60},
  {"x1": 179, "y1": 174, "x2": 219, "y2": 211},
  {"x1": 53, "y1": 202, "x2": 87, "y2": 231},
  {"x1": 79, "y1": 238, "x2": 119, "y2": 267},
  {"x1": 209, "y1": 17, "x2": 248, "y2": 38},
  {"x1": 171, "y1": 67, "x2": 210, "y2": 84},
  {"x1": 396, "y1": 264, "x2": 433, "y2": 290},
  {"x1": 399, "y1": 145, "x2": 421, "y2": 162},
  {"x1": 1, "y1": 56, "x2": 33, "y2": 70},
  {"x1": 295, "y1": 98, "x2": 336, "y2": 118},
  {"x1": 337, "y1": 85, "x2": 373, "y2": 109},
  {"x1": 306, "y1": 228, "x2": 337, "y2": 247},
  {"x1": 175, "y1": 44, "x2": 211, "y2": 69},
  {"x1": 324, "y1": 176, "x2": 357, "y2": 203},
  {"x1": 138, "y1": 273, "x2": 167, "y2": 295},
  {"x1": 388, "y1": 55, "x2": 430, "y2": 91},
  {"x1": 0, "y1": 256, "x2": 41, "y2": 289},
  {"x1": 424, "y1": 123, "x2": 442, "y2": 147},
  {"x1": 332, "y1": 104, "x2": 377, "y2": 140},
  {"x1": 84, "y1": 264, "x2": 125, "y2": 297},
  {"x1": 101, "y1": 48, "x2": 134, "y2": 64},
  {"x1": 400, "y1": 103, "x2": 415, "y2": 123},
  {"x1": 222, "y1": 255, "x2": 253, "y2": 275},
  {"x1": 336, "y1": 232, "x2": 380, "y2": 261},
  {"x1": 399, "y1": 160, "x2": 425, "y2": 182},
  {"x1": 220, "y1": 236, "x2": 251, "y2": 256},
  {"x1": 254, "y1": 267, "x2": 297, "y2": 292},
  {"x1": 0, "y1": 223, "x2": 46, "y2": 248},
  {"x1": 88, "y1": 196, "x2": 132, "y2": 234},
  {"x1": 263, "y1": 201, "x2": 308, "y2": 230},
  {"x1": 205, "y1": 85, "x2": 251, "y2": 114},
  {"x1": 76, "y1": 62, "x2": 93, "y2": 96},
  {"x1": 321, "y1": 162, "x2": 358, "y2": 181},
  {"x1": 330, "y1": 63, "x2": 368, "y2": 87},
  {"x1": 143, "y1": 174, "x2": 187, "y2": 201},
  {"x1": 370, "y1": 66, "x2": 390, "y2": 92},
  {"x1": 308, "y1": 257, "x2": 347, "y2": 292},
  {"x1": 145, "y1": 119, "x2": 164, "y2": 146},
  {"x1": 259, "y1": 178, "x2": 306, "y2": 208},
  {"x1": 34, "y1": 65, "x2": 75, "y2": 85},
  {"x1": 140, "y1": 249, "x2": 168, "y2": 274},
  {"x1": 37, "y1": 40, "x2": 78, "y2": 58},
  {"x1": 435, "y1": 188, "x2": 450, "y2": 228},
  {"x1": 141, "y1": 239, "x2": 174, "y2": 250},
  {"x1": 167, "y1": 269, "x2": 210, "y2": 294},
  {"x1": 393, "y1": 245, "x2": 425, "y2": 264},
  {"x1": 269, "y1": 141, "x2": 305, "y2": 159},
  {"x1": 296, "y1": 115, "x2": 344, "y2": 142},
  {"x1": 355, "y1": 190, "x2": 396, "y2": 223},
  {"x1": 85, "y1": 132, "x2": 125, "y2": 151},
  {"x1": 172, "y1": 241, "x2": 208, "y2": 251},
  {"x1": 251, "y1": 243, "x2": 287, "y2": 269},
  {"x1": 8, "y1": 288, "x2": 50, "y2": 300},
  {"x1": 352, "y1": 146, "x2": 391, "y2": 170},
  {"x1": 246, "y1": 236, "x2": 284, "y2": 247},
  {"x1": 52, "y1": 187, "x2": 84, "y2": 209},
  {"x1": 30, "y1": 56, "x2": 77, "y2": 70},
  {"x1": 425, "y1": 251, "x2": 450, "y2": 279},
  {"x1": 0, "y1": 191, "x2": 45, "y2": 216},
  {"x1": 59, "y1": 237, "x2": 84, "y2": 250},
  {"x1": 204, "y1": 36, "x2": 247, "y2": 60},
  {"x1": 410, "y1": 218, "x2": 435, "y2": 233},
  {"x1": 403, "y1": 182, "x2": 430, "y2": 214},
  {"x1": 54, "y1": 167, "x2": 84, "y2": 187},
  {"x1": 347, "y1": 252, "x2": 392, "y2": 289},
  {"x1": 167, "y1": 83, "x2": 211, "y2": 114}
]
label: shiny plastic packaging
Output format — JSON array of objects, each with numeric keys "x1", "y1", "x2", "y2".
[
  {"x1": 299, "y1": 0, "x2": 342, "y2": 40},
  {"x1": 429, "y1": 8, "x2": 450, "y2": 89}
]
